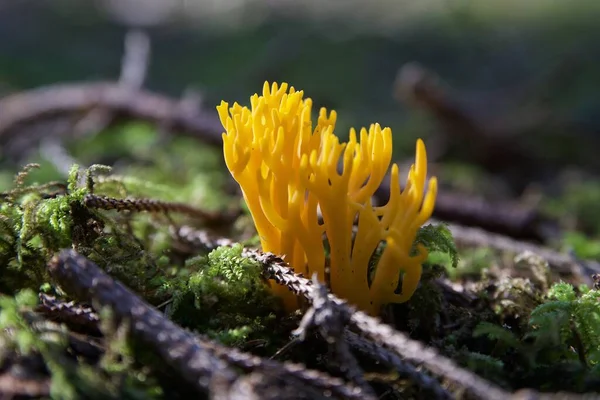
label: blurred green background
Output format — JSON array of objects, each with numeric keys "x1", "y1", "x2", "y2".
[
  {"x1": 2, "y1": 0, "x2": 600, "y2": 202},
  {"x1": 2, "y1": 0, "x2": 598, "y2": 142}
]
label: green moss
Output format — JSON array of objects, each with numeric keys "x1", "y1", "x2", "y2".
[
  {"x1": 402, "y1": 264, "x2": 445, "y2": 339},
  {"x1": 0, "y1": 290, "x2": 75, "y2": 400},
  {"x1": 543, "y1": 177, "x2": 600, "y2": 236},
  {"x1": 470, "y1": 282, "x2": 600, "y2": 392},
  {"x1": 530, "y1": 283, "x2": 600, "y2": 366},
  {"x1": 70, "y1": 122, "x2": 234, "y2": 212},
  {"x1": 438, "y1": 247, "x2": 494, "y2": 280},
  {"x1": 168, "y1": 244, "x2": 281, "y2": 348},
  {"x1": 0, "y1": 289, "x2": 162, "y2": 399},
  {"x1": 0, "y1": 161, "x2": 171, "y2": 302},
  {"x1": 562, "y1": 231, "x2": 600, "y2": 260},
  {"x1": 415, "y1": 223, "x2": 459, "y2": 269},
  {"x1": 0, "y1": 165, "x2": 91, "y2": 293}
]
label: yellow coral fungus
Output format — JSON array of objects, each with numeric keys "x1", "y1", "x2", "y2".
[{"x1": 217, "y1": 82, "x2": 437, "y2": 316}]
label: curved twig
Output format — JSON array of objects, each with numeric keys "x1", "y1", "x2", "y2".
[{"x1": 0, "y1": 82, "x2": 224, "y2": 146}]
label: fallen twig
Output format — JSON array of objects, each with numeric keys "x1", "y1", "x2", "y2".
[
  {"x1": 394, "y1": 62, "x2": 550, "y2": 175},
  {"x1": 344, "y1": 330, "x2": 453, "y2": 399},
  {"x1": 48, "y1": 249, "x2": 370, "y2": 400},
  {"x1": 430, "y1": 191, "x2": 552, "y2": 241},
  {"x1": 48, "y1": 250, "x2": 238, "y2": 395},
  {"x1": 248, "y1": 249, "x2": 597, "y2": 400},
  {"x1": 247, "y1": 249, "x2": 510, "y2": 400},
  {"x1": 293, "y1": 275, "x2": 376, "y2": 398},
  {"x1": 36, "y1": 293, "x2": 101, "y2": 336},
  {"x1": 84, "y1": 194, "x2": 237, "y2": 226},
  {"x1": 437, "y1": 219, "x2": 599, "y2": 285},
  {"x1": 119, "y1": 29, "x2": 151, "y2": 90},
  {"x1": 169, "y1": 224, "x2": 236, "y2": 252}
]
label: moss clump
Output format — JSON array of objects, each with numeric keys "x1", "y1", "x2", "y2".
[
  {"x1": 373, "y1": 223, "x2": 458, "y2": 337},
  {"x1": 0, "y1": 164, "x2": 97, "y2": 294},
  {"x1": 529, "y1": 282, "x2": 600, "y2": 368},
  {"x1": 0, "y1": 289, "x2": 76, "y2": 399},
  {"x1": 415, "y1": 223, "x2": 459, "y2": 270},
  {"x1": 0, "y1": 290, "x2": 162, "y2": 400},
  {"x1": 562, "y1": 231, "x2": 600, "y2": 260},
  {"x1": 0, "y1": 163, "x2": 174, "y2": 303},
  {"x1": 544, "y1": 176, "x2": 600, "y2": 236},
  {"x1": 69, "y1": 121, "x2": 234, "y2": 212},
  {"x1": 471, "y1": 282, "x2": 600, "y2": 392},
  {"x1": 167, "y1": 244, "x2": 281, "y2": 348},
  {"x1": 400, "y1": 263, "x2": 446, "y2": 340}
]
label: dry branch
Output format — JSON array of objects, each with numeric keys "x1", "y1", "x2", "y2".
[
  {"x1": 119, "y1": 29, "x2": 151, "y2": 90},
  {"x1": 248, "y1": 249, "x2": 511, "y2": 400},
  {"x1": 171, "y1": 219, "x2": 597, "y2": 290},
  {"x1": 48, "y1": 250, "x2": 238, "y2": 394},
  {"x1": 48, "y1": 249, "x2": 370, "y2": 400},
  {"x1": 0, "y1": 82, "x2": 224, "y2": 146},
  {"x1": 293, "y1": 276, "x2": 376, "y2": 398},
  {"x1": 170, "y1": 225, "x2": 235, "y2": 252},
  {"x1": 344, "y1": 330, "x2": 453, "y2": 399},
  {"x1": 373, "y1": 182, "x2": 553, "y2": 242},
  {"x1": 438, "y1": 219, "x2": 600, "y2": 284},
  {"x1": 430, "y1": 191, "x2": 551, "y2": 241},
  {"x1": 48, "y1": 232, "x2": 598, "y2": 399},
  {"x1": 394, "y1": 62, "x2": 549, "y2": 172}
]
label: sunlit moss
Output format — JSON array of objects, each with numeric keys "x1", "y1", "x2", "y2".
[{"x1": 168, "y1": 244, "x2": 279, "y2": 347}]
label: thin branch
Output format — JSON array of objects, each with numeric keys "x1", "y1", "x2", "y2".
[
  {"x1": 394, "y1": 63, "x2": 550, "y2": 162},
  {"x1": 169, "y1": 219, "x2": 597, "y2": 293},
  {"x1": 36, "y1": 293, "x2": 101, "y2": 336},
  {"x1": 169, "y1": 224, "x2": 235, "y2": 252},
  {"x1": 83, "y1": 194, "x2": 237, "y2": 226},
  {"x1": 374, "y1": 183, "x2": 552, "y2": 242},
  {"x1": 48, "y1": 250, "x2": 238, "y2": 394},
  {"x1": 39, "y1": 137, "x2": 78, "y2": 176},
  {"x1": 344, "y1": 330, "x2": 453, "y2": 400},
  {"x1": 293, "y1": 275, "x2": 376, "y2": 397}
]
